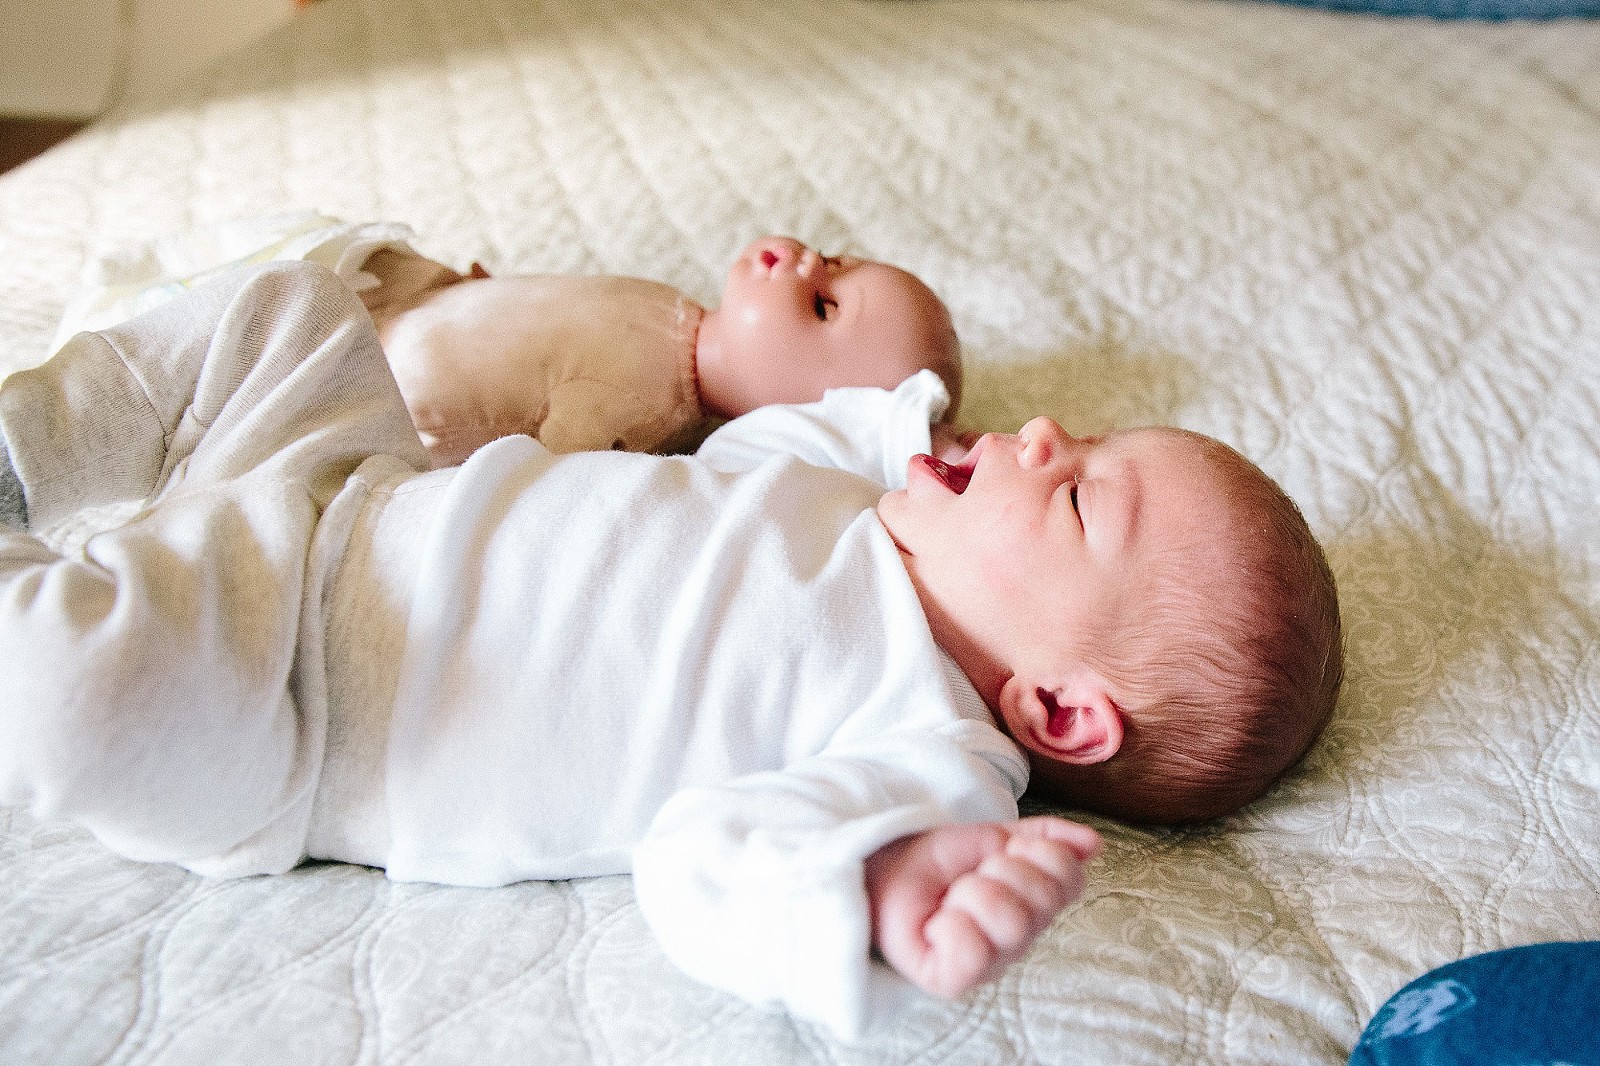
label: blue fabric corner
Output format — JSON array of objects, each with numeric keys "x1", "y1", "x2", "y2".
[
  {"x1": 1260, "y1": 0, "x2": 1599, "y2": 18},
  {"x1": 1351, "y1": 942, "x2": 1600, "y2": 1066}
]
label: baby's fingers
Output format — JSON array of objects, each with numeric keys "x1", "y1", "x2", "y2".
[
  {"x1": 1010, "y1": 815, "x2": 1103, "y2": 863},
  {"x1": 933, "y1": 820, "x2": 1102, "y2": 990},
  {"x1": 974, "y1": 849, "x2": 1077, "y2": 923},
  {"x1": 998, "y1": 844, "x2": 1087, "y2": 907},
  {"x1": 939, "y1": 865, "x2": 1055, "y2": 977},
  {"x1": 920, "y1": 903, "x2": 1001, "y2": 997}
]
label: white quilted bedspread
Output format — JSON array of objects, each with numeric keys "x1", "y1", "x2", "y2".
[{"x1": 3, "y1": 1, "x2": 1600, "y2": 1063}]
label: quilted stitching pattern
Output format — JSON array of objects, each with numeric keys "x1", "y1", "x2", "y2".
[{"x1": 3, "y1": 0, "x2": 1599, "y2": 1062}]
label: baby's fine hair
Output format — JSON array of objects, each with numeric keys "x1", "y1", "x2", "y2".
[{"x1": 1043, "y1": 432, "x2": 1343, "y2": 825}]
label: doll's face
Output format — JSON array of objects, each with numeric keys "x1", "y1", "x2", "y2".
[{"x1": 696, "y1": 236, "x2": 960, "y2": 420}]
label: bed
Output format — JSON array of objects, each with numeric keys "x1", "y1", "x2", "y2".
[{"x1": 3, "y1": 0, "x2": 1598, "y2": 1062}]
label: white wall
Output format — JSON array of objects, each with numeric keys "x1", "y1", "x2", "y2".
[
  {"x1": 123, "y1": 0, "x2": 297, "y2": 105},
  {"x1": 0, "y1": 0, "x2": 122, "y2": 118},
  {"x1": 0, "y1": 0, "x2": 298, "y2": 119}
]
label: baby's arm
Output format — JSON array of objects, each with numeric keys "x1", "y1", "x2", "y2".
[
  {"x1": 864, "y1": 816, "x2": 1101, "y2": 998},
  {"x1": 632, "y1": 721, "x2": 1031, "y2": 1039}
]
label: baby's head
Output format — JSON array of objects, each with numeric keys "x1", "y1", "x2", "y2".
[
  {"x1": 694, "y1": 236, "x2": 962, "y2": 421},
  {"x1": 877, "y1": 419, "x2": 1342, "y2": 825}
]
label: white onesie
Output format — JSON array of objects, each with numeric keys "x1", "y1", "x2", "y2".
[{"x1": 313, "y1": 369, "x2": 1030, "y2": 1038}]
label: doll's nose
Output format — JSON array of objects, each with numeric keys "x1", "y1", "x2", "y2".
[{"x1": 748, "y1": 236, "x2": 806, "y2": 273}]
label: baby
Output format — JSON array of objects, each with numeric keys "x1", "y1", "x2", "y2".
[{"x1": 0, "y1": 260, "x2": 1341, "y2": 1040}]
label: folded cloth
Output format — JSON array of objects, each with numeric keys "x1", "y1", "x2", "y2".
[
  {"x1": 50, "y1": 212, "x2": 419, "y2": 352},
  {"x1": 0, "y1": 435, "x2": 23, "y2": 529}
]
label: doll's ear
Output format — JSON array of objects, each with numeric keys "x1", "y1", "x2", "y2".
[{"x1": 999, "y1": 674, "x2": 1123, "y2": 765}]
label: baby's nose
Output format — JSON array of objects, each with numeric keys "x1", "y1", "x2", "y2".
[
  {"x1": 1018, "y1": 417, "x2": 1074, "y2": 466},
  {"x1": 1020, "y1": 416, "x2": 1073, "y2": 446}
]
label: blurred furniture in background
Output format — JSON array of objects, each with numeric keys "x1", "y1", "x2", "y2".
[
  {"x1": 0, "y1": 0, "x2": 303, "y2": 118},
  {"x1": 0, "y1": 0, "x2": 303, "y2": 172}
]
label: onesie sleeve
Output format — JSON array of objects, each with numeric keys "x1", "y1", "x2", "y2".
[
  {"x1": 694, "y1": 370, "x2": 949, "y2": 488},
  {"x1": 630, "y1": 717, "x2": 1025, "y2": 1042}
]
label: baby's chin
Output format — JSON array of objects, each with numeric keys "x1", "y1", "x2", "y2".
[{"x1": 873, "y1": 492, "x2": 912, "y2": 553}]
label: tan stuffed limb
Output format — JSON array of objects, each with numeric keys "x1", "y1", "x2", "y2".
[
  {"x1": 537, "y1": 378, "x2": 655, "y2": 454},
  {"x1": 366, "y1": 257, "x2": 705, "y2": 466}
]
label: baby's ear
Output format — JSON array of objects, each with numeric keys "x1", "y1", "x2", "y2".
[{"x1": 999, "y1": 673, "x2": 1124, "y2": 766}]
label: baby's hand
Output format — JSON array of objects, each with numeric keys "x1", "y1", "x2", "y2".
[{"x1": 863, "y1": 816, "x2": 1101, "y2": 999}]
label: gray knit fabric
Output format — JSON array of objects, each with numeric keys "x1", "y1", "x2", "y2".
[{"x1": 0, "y1": 433, "x2": 25, "y2": 529}]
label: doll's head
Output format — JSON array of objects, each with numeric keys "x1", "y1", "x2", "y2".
[
  {"x1": 694, "y1": 236, "x2": 962, "y2": 421},
  {"x1": 877, "y1": 419, "x2": 1343, "y2": 825}
]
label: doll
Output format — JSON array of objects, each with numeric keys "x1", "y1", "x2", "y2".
[{"x1": 362, "y1": 234, "x2": 963, "y2": 466}]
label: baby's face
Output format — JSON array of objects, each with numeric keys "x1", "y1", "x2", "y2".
[
  {"x1": 707, "y1": 236, "x2": 959, "y2": 417},
  {"x1": 877, "y1": 420, "x2": 1242, "y2": 696}
]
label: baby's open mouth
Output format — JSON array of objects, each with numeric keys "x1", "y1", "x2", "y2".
[{"x1": 917, "y1": 454, "x2": 972, "y2": 494}]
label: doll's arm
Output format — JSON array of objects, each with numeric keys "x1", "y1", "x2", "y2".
[
  {"x1": 537, "y1": 377, "x2": 640, "y2": 454},
  {"x1": 863, "y1": 816, "x2": 1101, "y2": 999}
]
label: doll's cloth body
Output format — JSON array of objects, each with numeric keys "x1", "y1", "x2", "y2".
[
  {"x1": 365, "y1": 252, "x2": 704, "y2": 465},
  {"x1": 0, "y1": 262, "x2": 1024, "y2": 1042}
]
